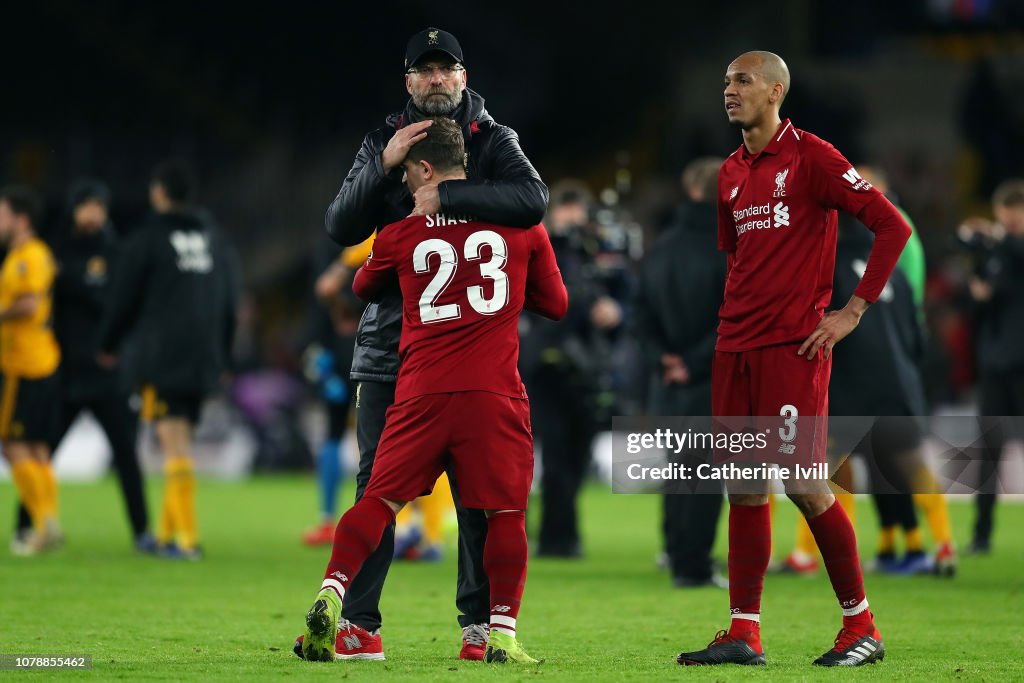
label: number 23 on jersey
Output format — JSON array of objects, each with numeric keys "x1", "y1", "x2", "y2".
[{"x1": 414, "y1": 230, "x2": 509, "y2": 324}]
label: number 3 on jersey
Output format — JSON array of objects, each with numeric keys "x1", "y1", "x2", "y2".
[{"x1": 413, "y1": 230, "x2": 509, "y2": 324}]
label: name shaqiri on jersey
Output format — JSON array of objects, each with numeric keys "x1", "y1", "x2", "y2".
[{"x1": 715, "y1": 119, "x2": 883, "y2": 352}]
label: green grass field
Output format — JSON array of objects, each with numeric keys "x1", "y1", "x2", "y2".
[{"x1": 1, "y1": 477, "x2": 1021, "y2": 681}]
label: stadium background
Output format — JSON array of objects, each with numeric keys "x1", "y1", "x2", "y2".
[
  {"x1": 2, "y1": 1, "x2": 1024, "y2": 679},
  {"x1": 2, "y1": 1, "x2": 1023, "y2": 477}
]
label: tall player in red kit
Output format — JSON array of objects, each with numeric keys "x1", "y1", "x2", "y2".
[
  {"x1": 676, "y1": 52, "x2": 911, "y2": 667},
  {"x1": 298, "y1": 118, "x2": 567, "y2": 665}
]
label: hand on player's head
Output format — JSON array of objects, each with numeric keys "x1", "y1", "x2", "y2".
[{"x1": 382, "y1": 120, "x2": 433, "y2": 173}]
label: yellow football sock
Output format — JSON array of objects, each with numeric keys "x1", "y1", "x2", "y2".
[
  {"x1": 157, "y1": 489, "x2": 175, "y2": 545},
  {"x1": 878, "y1": 526, "x2": 897, "y2": 554},
  {"x1": 166, "y1": 456, "x2": 198, "y2": 550},
  {"x1": 38, "y1": 460, "x2": 58, "y2": 519},
  {"x1": 420, "y1": 474, "x2": 453, "y2": 545},
  {"x1": 395, "y1": 504, "x2": 414, "y2": 530},
  {"x1": 11, "y1": 460, "x2": 46, "y2": 533},
  {"x1": 157, "y1": 457, "x2": 180, "y2": 544},
  {"x1": 795, "y1": 515, "x2": 818, "y2": 556},
  {"x1": 914, "y1": 493, "x2": 951, "y2": 545},
  {"x1": 910, "y1": 467, "x2": 952, "y2": 545},
  {"x1": 905, "y1": 527, "x2": 924, "y2": 553},
  {"x1": 836, "y1": 491, "x2": 855, "y2": 526}
]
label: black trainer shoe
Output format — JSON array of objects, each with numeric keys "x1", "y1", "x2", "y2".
[
  {"x1": 813, "y1": 627, "x2": 885, "y2": 666},
  {"x1": 677, "y1": 630, "x2": 766, "y2": 666}
]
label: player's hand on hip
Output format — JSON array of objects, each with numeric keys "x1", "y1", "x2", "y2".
[
  {"x1": 411, "y1": 184, "x2": 441, "y2": 216},
  {"x1": 381, "y1": 120, "x2": 433, "y2": 173},
  {"x1": 968, "y1": 276, "x2": 994, "y2": 302},
  {"x1": 798, "y1": 307, "x2": 862, "y2": 360}
]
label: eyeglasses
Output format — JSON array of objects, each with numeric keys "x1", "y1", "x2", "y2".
[{"x1": 407, "y1": 64, "x2": 465, "y2": 78}]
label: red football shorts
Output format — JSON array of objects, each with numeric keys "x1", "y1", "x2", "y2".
[
  {"x1": 364, "y1": 390, "x2": 534, "y2": 510},
  {"x1": 712, "y1": 343, "x2": 831, "y2": 465}
]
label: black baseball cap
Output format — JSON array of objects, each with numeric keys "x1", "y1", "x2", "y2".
[
  {"x1": 68, "y1": 178, "x2": 111, "y2": 209},
  {"x1": 404, "y1": 27, "x2": 464, "y2": 70}
]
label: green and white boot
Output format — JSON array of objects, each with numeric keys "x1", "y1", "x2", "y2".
[
  {"x1": 301, "y1": 589, "x2": 341, "y2": 662},
  {"x1": 484, "y1": 631, "x2": 541, "y2": 664}
]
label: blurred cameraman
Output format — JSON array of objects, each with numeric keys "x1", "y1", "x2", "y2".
[
  {"x1": 957, "y1": 178, "x2": 1024, "y2": 554},
  {"x1": 520, "y1": 180, "x2": 629, "y2": 558}
]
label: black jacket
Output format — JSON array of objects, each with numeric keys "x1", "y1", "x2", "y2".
[
  {"x1": 972, "y1": 234, "x2": 1024, "y2": 373},
  {"x1": 97, "y1": 210, "x2": 239, "y2": 397},
  {"x1": 829, "y1": 225, "x2": 926, "y2": 416},
  {"x1": 52, "y1": 227, "x2": 123, "y2": 401},
  {"x1": 634, "y1": 202, "x2": 726, "y2": 411},
  {"x1": 325, "y1": 88, "x2": 547, "y2": 382}
]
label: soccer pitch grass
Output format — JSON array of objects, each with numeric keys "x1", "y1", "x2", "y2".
[{"x1": 1, "y1": 478, "x2": 1021, "y2": 681}]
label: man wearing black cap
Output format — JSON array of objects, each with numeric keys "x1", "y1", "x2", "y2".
[
  {"x1": 12, "y1": 180, "x2": 155, "y2": 553},
  {"x1": 301, "y1": 26, "x2": 548, "y2": 662}
]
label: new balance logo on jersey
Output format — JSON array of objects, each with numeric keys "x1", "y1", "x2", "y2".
[
  {"x1": 169, "y1": 231, "x2": 213, "y2": 274},
  {"x1": 773, "y1": 169, "x2": 789, "y2": 197},
  {"x1": 842, "y1": 167, "x2": 873, "y2": 191},
  {"x1": 773, "y1": 202, "x2": 790, "y2": 227},
  {"x1": 778, "y1": 443, "x2": 796, "y2": 455},
  {"x1": 729, "y1": 186, "x2": 739, "y2": 200}
]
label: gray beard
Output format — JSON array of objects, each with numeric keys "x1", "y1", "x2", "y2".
[{"x1": 414, "y1": 87, "x2": 463, "y2": 116}]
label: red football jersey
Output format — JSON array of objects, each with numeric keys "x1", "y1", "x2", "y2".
[
  {"x1": 716, "y1": 119, "x2": 898, "y2": 352},
  {"x1": 353, "y1": 213, "x2": 567, "y2": 403}
]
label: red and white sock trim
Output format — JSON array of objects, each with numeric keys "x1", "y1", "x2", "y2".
[
  {"x1": 841, "y1": 598, "x2": 869, "y2": 617},
  {"x1": 320, "y1": 577, "x2": 345, "y2": 601},
  {"x1": 490, "y1": 614, "x2": 516, "y2": 637},
  {"x1": 730, "y1": 612, "x2": 760, "y2": 624}
]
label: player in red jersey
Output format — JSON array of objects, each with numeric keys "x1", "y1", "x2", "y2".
[
  {"x1": 676, "y1": 52, "x2": 911, "y2": 668},
  {"x1": 298, "y1": 118, "x2": 567, "y2": 665}
]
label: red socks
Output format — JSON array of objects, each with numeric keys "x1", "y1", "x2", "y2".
[
  {"x1": 483, "y1": 510, "x2": 528, "y2": 639},
  {"x1": 321, "y1": 496, "x2": 395, "y2": 601},
  {"x1": 727, "y1": 503, "x2": 771, "y2": 650},
  {"x1": 807, "y1": 500, "x2": 872, "y2": 632}
]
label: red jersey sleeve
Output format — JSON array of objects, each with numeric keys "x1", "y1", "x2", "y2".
[
  {"x1": 805, "y1": 137, "x2": 911, "y2": 303},
  {"x1": 717, "y1": 166, "x2": 737, "y2": 253},
  {"x1": 805, "y1": 136, "x2": 881, "y2": 215},
  {"x1": 351, "y1": 226, "x2": 397, "y2": 301},
  {"x1": 525, "y1": 225, "x2": 568, "y2": 320},
  {"x1": 851, "y1": 196, "x2": 912, "y2": 302}
]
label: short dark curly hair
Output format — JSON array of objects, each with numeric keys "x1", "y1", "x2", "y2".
[
  {"x1": 0, "y1": 184, "x2": 43, "y2": 227},
  {"x1": 151, "y1": 158, "x2": 197, "y2": 203}
]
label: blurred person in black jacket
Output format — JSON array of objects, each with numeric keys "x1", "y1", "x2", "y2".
[
  {"x1": 311, "y1": 27, "x2": 547, "y2": 660},
  {"x1": 520, "y1": 181, "x2": 626, "y2": 558},
  {"x1": 785, "y1": 220, "x2": 951, "y2": 576},
  {"x1": 635, "y1": 158, "x2": 727, "y2": 587},
  {"x1": 957, "y1": 179, "x2": 1024, "y2": 554},
  {"x1": 96, "y1": 159, "x2": 239, "y2": 560},
  {"x1": 14, "y1": 180, "x2": 154, "y2": 552}
]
